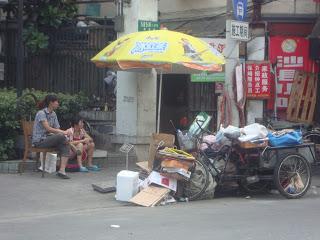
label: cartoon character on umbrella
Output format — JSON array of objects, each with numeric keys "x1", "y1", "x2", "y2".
[
  {"x1": 103, "y1": 37, "x2": 131, "y2": 57},
  {"x1": 180, "y1": 38, "x2": 207, "y2": 61}
]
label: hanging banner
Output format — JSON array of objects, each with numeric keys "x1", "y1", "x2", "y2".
[
  {"x1": 233, "y1": 0, "x2": 247, "y2": 21},
  {"x1": 245, "y1": 61, "x2": 271, "y2": 99},
  {"x1": 269, "y1": 36, "x2": 314, "y2": 109}
]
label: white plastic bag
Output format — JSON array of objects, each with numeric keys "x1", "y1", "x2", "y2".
[
  {"x1": 39, "y1": 153, "x2": 58, "y2": 173},
  {"x1": 200, "y1": 135, "x2": 216, "y2": 151},
  {"x1": 177, "y1": 130, "x2": 196, "y2": 151},
  {"x1": 223, "y1": 125, "x2": 241, "y2": 139},
  {"x1": 238, "y1": 123, "x2": 268, "y2": 142}
]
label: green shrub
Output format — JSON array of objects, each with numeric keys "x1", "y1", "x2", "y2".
[
  {"x1": 55, "y1": 92, "x2": 90, "y2": 129},
  {"x1": 0, "y1": 89, "x2": 20, "y2": 160},
  {"x1": 0, "y1": 88, "x2": 89, "y2": 161}
]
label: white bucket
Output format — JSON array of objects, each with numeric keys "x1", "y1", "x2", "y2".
[{"x1": 116, "y1": 170, "x2": 139, "y2": 202}]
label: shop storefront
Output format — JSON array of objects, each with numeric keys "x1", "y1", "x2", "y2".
[
  {"x1": 159, "y1": 38, "x2": 226, "y2": 134},
  {"x1": 258, "y1": 19, "x2": 319, "y2": 125}
]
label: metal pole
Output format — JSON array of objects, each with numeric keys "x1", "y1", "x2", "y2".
[
  {"x1": 157, "y1": 71, "x2": 163, "y2": 133},
  {"x1": 273, "y1": 64, "x2": 278, "y2": 120},
  {"x1": 226, "y1": 0, "x2": 232, "y2": 17},
  {"x1": 16, "y1": 0, "x2": 23, "y2": 97},
  {"x1": 126, "y1": 152, "x2": 128, "y2": 170},
  {"x1": 225, "y1": 0, "x2": 240, "y2": 126}
]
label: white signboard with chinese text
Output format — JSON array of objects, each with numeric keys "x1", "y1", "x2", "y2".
[{"x1": 230, "y1": 20, "x2": 249, "y2": 41}]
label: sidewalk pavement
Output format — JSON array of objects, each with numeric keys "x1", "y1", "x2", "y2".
[
  {"x1": 1, "y1": 165, "x2": 320, "y2": 223},
  {"x1": 0, "y1": 166, "x2": 128, "y2": 223}
]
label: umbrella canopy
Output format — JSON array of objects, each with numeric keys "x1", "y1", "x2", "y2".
[
  {"x1": 91, "y1": 29, "x2": 226, "y2": 132},
  {"x1": 91, "y1": 29, "x2": 225, "y2": 73}
]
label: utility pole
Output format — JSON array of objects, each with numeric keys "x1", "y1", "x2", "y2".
[
  {"x1": 225, "y1": 0, "x2": 240, "y2": 126},
  {"x1": 16, "y1": 0, "x2": 23, "y2": 97}
]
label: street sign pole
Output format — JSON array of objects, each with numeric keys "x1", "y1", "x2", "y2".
[
  {"x1": 16, "y1": 0, "x2": 23, "y2": 97},
  {"x1": 224, "y1": 0, "x2": 240, "y2": 127}
]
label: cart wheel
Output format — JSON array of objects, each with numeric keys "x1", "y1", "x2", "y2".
[
  {"x1": 274, "y1": 153, "x2": 311, "y2": 199},
  {"x1": 303, "y1": 131, "x2": 320, "y2": 163},
  {"x1": 183, "y1": 159, "x2": 210, "y2": 201}
]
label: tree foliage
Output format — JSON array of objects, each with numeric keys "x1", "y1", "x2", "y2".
[{"x1": 4, "y1": 0, "x2": 78, "y2": 53}]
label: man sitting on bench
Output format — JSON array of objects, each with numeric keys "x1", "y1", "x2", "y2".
[{"x1": 32, "y1": 94, "x2": 71, "y2": 179}]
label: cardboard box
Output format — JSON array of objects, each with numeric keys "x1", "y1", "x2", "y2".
[
  {"x1": 238, "y1": 140, "x2": 268, "y2": 149},
  {"x1": 147, "y1": 133, "x2": 175, "y2": 169},
  {"x1": 130, "y1": 186, "x2": 170, "y2": 207},
  {"x1": 145, "y1": 171, "x2": 177, "y2": 192}
]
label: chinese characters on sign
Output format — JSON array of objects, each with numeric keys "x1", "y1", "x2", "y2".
[
  {"x1": 138, "y1": 20, "x2": 160, "y2": 31},
  {"x1": 230, "y1": 21, "x2": 249, "y2": 41},
  {"x1": 233, "y1": 0, "x2": 247, "y2": 21},
  {"x1": 269, "y1": 37, "x2": 314, "y2": 109},
  {"x1": 245, "y1": 62, "x2": 271, "y2": 99}
]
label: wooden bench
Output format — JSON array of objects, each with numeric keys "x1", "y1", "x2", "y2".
[{"x1": 21, "y1": 120, "x2": 57, "y2": 178}]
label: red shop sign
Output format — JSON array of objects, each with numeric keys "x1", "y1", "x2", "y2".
[
  {"x1": 245, "y1": 61, "x2": 271, "y2": 99},
  {"x1": 268, "y1": 36, "x2": 315, "y2": 110}
]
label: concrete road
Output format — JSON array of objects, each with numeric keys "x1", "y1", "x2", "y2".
[{"x1": 1, "y1": 169, "x2": 320, "y2": 240}]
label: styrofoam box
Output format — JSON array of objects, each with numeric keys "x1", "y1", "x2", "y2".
[{"x1": 116, "y1": 170, "x2": 139, "y2": 202}]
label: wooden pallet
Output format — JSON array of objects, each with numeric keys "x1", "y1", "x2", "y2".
[{"x1": 287, "y1": 71, "x2": 318, "y2": 123}]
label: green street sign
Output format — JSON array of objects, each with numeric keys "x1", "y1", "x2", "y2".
[
  {"x1": 191, "y1": 72, "x2": 225, "y2": 83},
  {"x1": 138, "y1": 20, "x2": 160, "y2": 31}
]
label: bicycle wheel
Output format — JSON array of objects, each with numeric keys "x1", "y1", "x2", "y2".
[
  {"x1": 303, "y1": 131, "x2": 320, "y2": 163},
  {"x1": 183, "y1": 159, "x2": 210, "y2": 201},
  {"x1": 274, "y1": 153, "x2": 311, "y2": 199}
]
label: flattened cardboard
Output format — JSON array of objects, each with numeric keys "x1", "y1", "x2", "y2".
[
  {"x1": 147, "y1": 171, "x2": 177, "y2": 191},
  {"x1": 136, "y1": 161, "x2": 150, "y2": 173},
  {"x1": 130, "y1": 186, "x2": 170, "y2": 207},
  {"x1": 147, "y1": 133, "x2": 175, "y2": 169}
]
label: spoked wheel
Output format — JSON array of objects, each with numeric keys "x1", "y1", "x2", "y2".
[
  {"x1": 183, "y1": 159, "x2": 210, "y2": 201},
  {"x1": 274, "y1": 153, "x2": 311, "y2": 199},
  {"x1": 303, "y1": 131, "x2": 320, "y2": 164}
]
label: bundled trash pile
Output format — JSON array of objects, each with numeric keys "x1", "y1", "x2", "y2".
[
  {"x1": 113, "y1": 113, "x2": 214, "y2": 207},
  {"x1": 114, "y1": 112, "x2": 307, "y2": 206}
]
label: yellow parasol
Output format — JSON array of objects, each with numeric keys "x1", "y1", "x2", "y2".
[
  {"x1": 91, "y1": 29, "x2": 225, "y2": 131},
  {"x1": 91, "y1": 29, "x2": 225, "y2": 73}
]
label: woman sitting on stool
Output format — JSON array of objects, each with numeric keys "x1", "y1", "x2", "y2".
[{"x1": 67, "y1": 116, "x2": 100, "y2": 172}]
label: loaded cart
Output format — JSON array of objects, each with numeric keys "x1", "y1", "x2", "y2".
[
  {"x1": 184, "y1": 133, "x2": 316, "y2": 200},
  {"x1": 178, "y1": 118, "x2": 317, "y2": 200}
]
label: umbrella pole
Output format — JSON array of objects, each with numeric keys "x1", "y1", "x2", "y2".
[{"x1": 157, "y1": 72, "x2": 163, "y2": 133}]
